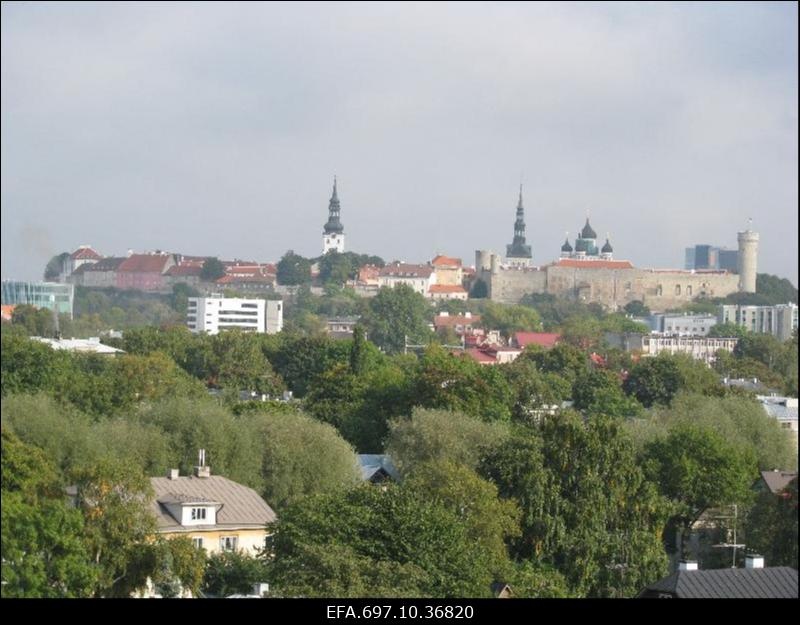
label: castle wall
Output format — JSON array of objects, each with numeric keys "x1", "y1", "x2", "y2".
[{"x1": 479, "y1": 253, "x2": 740, "y2": 311}]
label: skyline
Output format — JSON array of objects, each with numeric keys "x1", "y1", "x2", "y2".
[{"x1": 2, "y1": 2, "x2": 797, "y2": 283}]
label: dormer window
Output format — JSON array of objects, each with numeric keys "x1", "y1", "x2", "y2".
[{"x1": 191, "y1": 507, "x2": 207, "y2": 521}]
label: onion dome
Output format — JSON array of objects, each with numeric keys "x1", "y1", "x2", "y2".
[
  {"x1": 601, "y1": 238, "x2": 613, "y2": 253},
  {"x1": 580, "y1": 218, "x2": 597, "y2": 239},
  {"x1": 561, "y1": 237, "x2": 573, "y2": 253}
]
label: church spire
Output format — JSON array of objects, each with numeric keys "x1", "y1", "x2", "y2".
[
  {"x1": 506, "y1": 185, "x2": 532, "y2": 261},
  {"x1": 323, "y1": 176, "x2": 343, "y2": 235}
]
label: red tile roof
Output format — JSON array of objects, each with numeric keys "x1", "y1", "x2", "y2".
[
  {"x1": 70, "y1": 246, "x2": 102, "y2": 260},
  {"x1": 555, "y1": 259, "x2": 634, "y2": 269},
  {"x1": 118, "y1": 254, "x2": 173, "y2": 273},
  {"x1": 431, "y1": 255, "x2": 462, "y2": 267},
  {"x1": 429, "y1": 285, "x2": 467, "y2": 294},
  {"x1": 165, "y1": 265, "x2": 203, "y2": 277},
  {"x1": 514, "y1": 332, "x2": 561, "y2": 349},
  {"x1": 464, "y1": 348, "x2": 497, "y2": 364},
  {"x1": 78, "y1": 257, "x2": 126, "y2": 272}
]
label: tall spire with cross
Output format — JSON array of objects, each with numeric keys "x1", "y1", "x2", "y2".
[
  {"x1": 506, "y1": 184, "x2": 532, "y2": 263},
  {"x1": 322, "y1": 176, "x2": 345, "y2": 254}
]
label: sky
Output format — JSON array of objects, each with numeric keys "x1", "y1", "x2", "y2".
[{"x1": 2, "y1": 1, "x2": 798, "y2": 284}]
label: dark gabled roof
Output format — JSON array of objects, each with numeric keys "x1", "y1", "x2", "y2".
[{"x1": 640, "y1": 567, "x2": 798, "y2": 599}]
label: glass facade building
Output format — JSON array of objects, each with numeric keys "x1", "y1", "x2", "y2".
[{"x1": 1, "y1": 281, "x2": 74, "y2": 319}]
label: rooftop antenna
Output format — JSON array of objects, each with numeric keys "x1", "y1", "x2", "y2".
[{"x1": 711, "y1": 504, "x2": 746, "y2": 568}]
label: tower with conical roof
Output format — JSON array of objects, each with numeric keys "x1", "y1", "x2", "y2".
[
  {"x1": 560, "y1": 233, "x2": 573, "y2": 259},
  {"x1": 506, "y1": 185, "x2": 532, "y2": 266},
  {"x1": 322, "y1": 177, "x2": 345, "y2": 254}
]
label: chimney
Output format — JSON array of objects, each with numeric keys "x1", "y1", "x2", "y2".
[
  {"x1": 168, "y1": 468, "x2": 179, "y2": 480},
  {"x1": 745, "y1": 554, "x2": 764, "y2": 569},
  {"x1": 678, "y1": 560, "x2": 698, "y2": 571},
  {"x1": 194, "y1": 449, "x2": 210, "y2": 478}
]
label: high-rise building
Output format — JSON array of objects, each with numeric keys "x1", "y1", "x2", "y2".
[
  {"x1": 718, "y1": 303, "x2": 797, "y2": 342},
  {"x1": 322, "y1": 177, "x2": 345, "y2": 254},
  {"x1": 684, "y1": 244, "x2": 739, "y2": 271}
]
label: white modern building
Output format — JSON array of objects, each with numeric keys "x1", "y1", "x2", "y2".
[
  {"x1": 641, "y1": 335, "x2": 738, "y2": 365},
  {"x1": 187, "y1": 297, "x2": 283, "y2": 335},
  {"x1": 649, "y1": 313, "x2": 718, "y2": 336},
  {"x1": 718, "y1": 303, "x2": 798, "y2": 342}
]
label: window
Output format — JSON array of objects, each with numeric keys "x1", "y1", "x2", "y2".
[
  {"x1": 686, "y1": 285, "x2": 692, "y2": 296},
  {"x1": 656, "y1": 285, "x2": 663, "y2": 296},
  {"x1": 675, "y1": 285, "x2": 681, "y2": 296},
  {"x1": 220, "y1": 536, "x2": 238, "y2": 552},
  {"x1": 191, "y1": 507, "x2": 207, "y2": 521},
  {"x1": 192, "y1": 537, "x2": 204, "y2": 549}
]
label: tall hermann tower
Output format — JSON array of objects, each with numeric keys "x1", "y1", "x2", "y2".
[
  {"x1": 322, "y1": 177, "x2": 345, "y2": 254},
  {"x1": 737, "y1": 224, "x2": 759, "y2": 293},
  {"x1": 505, "y1": 185, "x2": 532, "y2": 267}
]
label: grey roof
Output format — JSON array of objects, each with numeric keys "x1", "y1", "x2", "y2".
[
  {"x1": 357, "y1": 454, "x2": 400, "y2": 482},
  {"x1": 640, "y1": 567, "x2": 798, "y2": 598},
  {"x1": 150, "y1": 474, "x2": 276, "y2": 531},
  {"x1": 762, "y1": 403, "x2": 798, "y2": 421},
  {"x1": 759, "y1": 470, "x2": 798, "y2": 494},
  {"x1": 580, "y1": 218, "x2": 597, "y2": 239}
]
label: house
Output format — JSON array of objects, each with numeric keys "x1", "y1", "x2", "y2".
[
  {"x1": 638, "y1": 557, "x2": 798, "y2": 598},
  {"x1": 755, "y1": 470, "x2": 798, "y2": 495},
  {"x1": 150, "y1": 453, "x2": 277, "y2": 555},
  {"x1": 433, "y1": 312, "x2": 482, "y2": 334},
  {"x1": 429, "y1": 254, "x2": 463, "y2": 286},
  {"x1": 756, "y1": 396, "x2": 798, "y2": 447},
  {"x1": 357, "y1": 455, "x2": 400, "y2": 484},
  {"x1": 71, "y1": 256, "x2": 126, "y2": 288},
  {"x1": 490, "y1": 582, "x2": 514, "y2": 599},
  {"x1": 116, "y1": 253, "x2": 176, "y2": 292},
  {"x1": 31, "y1": 336, "x2": 125, "y2": 356},
  {"x1": 428, "y1": 284, "x2": 468, "y2": 301},
  {"x1": 463, "y1": 345, "x2": 522, "y2": 366},
  {"x1": 511, "y1": 332, "x2": 561, "y2": 350},
  {"x1": 378, "y1": 262, "x2": 435, "y2": 297},
  {"x1": 62, "y1": 245, "x2": 103, "y2": 281},
  {"x1": 325, "y1": 316, "x2": 361, "y2": 339}
]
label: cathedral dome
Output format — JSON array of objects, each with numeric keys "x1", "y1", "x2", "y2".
[
  {"x1": 601, "y1": 238, "x2": 613, "y2": 253},
  {"x1": 580, "y1": 218, "x2": 597, "y2": 240},
  {"x1": 561, "y1": 238, "x2": 573, "y2": 253},
  {"x1": 575, "y1": 238, "x2": 588, "y2": 252}
]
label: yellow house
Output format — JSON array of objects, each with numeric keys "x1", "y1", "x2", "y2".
[{"x1": 150, "y1": 455, "x2": 276, "y2": 555}]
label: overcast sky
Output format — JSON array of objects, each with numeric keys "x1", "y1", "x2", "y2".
[{"x1": 2, "y1": 1, "x2": 797, "y2": 284}]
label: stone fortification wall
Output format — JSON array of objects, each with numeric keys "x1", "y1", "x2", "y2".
[{"x1": 476, "y1": 251, "x2": 740, "y2": 311}]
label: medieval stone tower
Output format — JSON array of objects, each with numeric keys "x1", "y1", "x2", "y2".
[{"x1": 737, "y1": 227, "x2": 759, "y2": 293}]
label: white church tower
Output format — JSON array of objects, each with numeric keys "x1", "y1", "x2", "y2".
[{"x1": 322, "y1": 177, "x2": 345, "y2": 254}]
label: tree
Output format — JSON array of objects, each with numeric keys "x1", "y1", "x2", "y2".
[
  {"x1": 469, "y1": 278, "x2": 488, "y2": 299},
  {"x1": 276, "y1": 251, "x2": 312, "y2": 286},
  {"x1": 203, "y1": 551, "x2": 269, "y2": 597},
  {"x1": 744, "y1": 478, "x2": 798, "y2": 569},
  {"x1": 413, "y1": 345, "x2": 513, "y2": 422},
  {"x1": 1, "y1": 429, "x2": 97, "y2": 597},
  {"x1": 318, "y1": 251, "x2": 355, "y2": 285},
  {"x1": 385, "y1": 407, "x2": 509, "y2": 474},
  {"x1": 200, "y1": 257, "x2": 226, "y2": 281},
  {"x1": 265, "y1": 334, "x2": 351, "y2": 397},
  {"x1": 44, "y1": 252, "x2": 70, "y2": 281},
  {"x1": 70, "y1": 458, "x2": 159, "y2": 597},
  {"x1": 403, "y1": 460, "x2": 521, "y2": 577},
  {"x1": 361, "y1": 284, "x2": 433, "y2": 354},
  {"x1": 623, "y1": 300, "x2": 650, "y2": 317},
  {"x1": 645, "y1": 393, "x2": 796, "y2": 471},
  {"x1": 572, "y1": 368, "x2": 642, "y2": 419},
  {"x1": 480, "y1": 301, "x2": 542, "y2": 338},
  {"x1": 559, "y1": 315, "x2": 603, "y2": 350},
  {"x1": 756, "y1": 273, "x2": 798, "y2": 305},
  {"x1": 623, "y1": 355, "x2": 685, "y2": 407},
  {"x1": 708, "y1": 322, "x2": 749, "y2": 339},
  {"x1": 734, "y1": 333, "x2": 784, "y2": 370},
  {"x1": 642, "y1": 424, "x2": 757, "y2": 554},
  {"x1": 481, "y1": 414, "x2": 670, "y2": 597},
  {"x1": 255, "y1": 411, "x2": 361, "y2": 510},
  {"x1": 266, "y1": 485, "x2": 496, "y2": 597}
]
